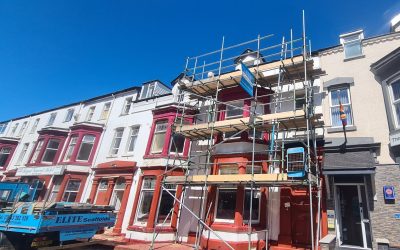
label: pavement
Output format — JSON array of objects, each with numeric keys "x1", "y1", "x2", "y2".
[{"x1": 93, "y1": 232, "x2": 193, "y2": 250}]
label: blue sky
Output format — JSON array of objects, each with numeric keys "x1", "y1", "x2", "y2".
[{"x1": 1, "y1": 0, "x2": 400, "y2": 121}]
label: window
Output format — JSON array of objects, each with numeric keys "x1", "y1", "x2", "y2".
[
  {"x1": 110, "y1": 178, "x2": 126, "y2": 211},
  {"x1": 62, "y1": 180, "x2": 81, "y2": 202},
  {"x1": 141, "y1": 83, "x2": 155, "y2": 99},
  {"x1": 41, "y1": 139, "x2": 61, "y2": 163},
  {"x1": 215, "y1": 187, "x2": 236, "y2": 222},
  {"x1": 64, "y1": 109, "x2": 74, "y2": 122},
  {"x1": 30, "y1": 119, "x2": 40, "y2": 134},
  {"x1": 122, "y1": 97, "x2": 133, "y2": 115},
  {"x1": 169, "y1": 134, "x2": 185, "y2": 154},
  {"x1": 99, "y1": 102, "x2": 111, "y2": 120},
  {"x1": 48, "y1": 177, "x2": 62, "y2": 202},
  {"x1": 98, "y1": 180, "x2": 108, "y2": 190},
  {"x1": 225, "y1": 100, "x2": 243, "y2": 119},
  {"x1": 0, "y1": 123, "x2": 8, "y2": 134},
  {"x1": 340, "y1": 31, "x2": 363, "y2": 59},
  {"x1": 17, "y1": 121, "x2": 28, "y2": 137},
  {"x1": 243, "y1": 188, "x2": 260, "y2": 223},
  {"x1": 76, "y1": 135, "x2": 95, "y2": 161},
  {"x1": 0, "y1": 147, "x2": 11, "y2": 167},
  {"x1": 176, "y1": 88, "x2": 184, "y2": 103},
  {"x1": 390, "y1": 80, "x2": 400, "y2": 127},
  {"x1": 30, "y1": 140, "x2": 44, "y2": 163},
  {"x1": 135, "y1": 177, "x2": 156, "y2": 223},
  {"x1": 63, "y1": 136, "x2": 78, "y2": 162},
  {"x1": 246, "y1": 165, "x2": 262, "y2": 174},
  {"x1": 30, "y1": 180, "x2": 44, "y2": 201},
  {"x1": 86, "y1": 106, "x2": 96, "y2": 121},
  {"x1": 295, "y1": 93, "x2": 306, "y2": 110},
  {"x1": 10, "y1": 123, "x2": 19, "y2": 137},
  {"x1": 0, "y1": 190, "x2": 11, "y2": 201},
  {"x1": 16, "y1": 143, "x2": 29, "y2": 165},
  {"x1": 47, "y1": 113, "x2": 57, "y2": 126},
  {"x1": 157, "y1": 184, "x2": 176, "y2": 224},
  {"x1": 329, "y1": 88, "x2": 353, "y2": 127},
  {"x1": 126, "y1": 126, "x2": 139, "y2": 153},
  {"x1": 150, "y1": 121, "x2": 168, "y2": 153},
  {"x1": 110, "y1": 128, "x2": 124, "y2": 155}
]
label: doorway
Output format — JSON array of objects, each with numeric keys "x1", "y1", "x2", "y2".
[{"x1": 335, "y1": 184, "x2": 372, "y2": 249}]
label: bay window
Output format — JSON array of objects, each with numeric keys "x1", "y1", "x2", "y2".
[
  {"x1": 30, "y1": 140, "x2": 44, "y2": 163},
  {"x1": 215, "y1": 187, "x2": 237, "y2": 222},
  {"x1": 150, "y1": 121, "x2": 168, "y2": 153},
  {"x1": 41, "y1": 139, "x2": 61, "y2": 163},
  {"x1": 329, "y1": 88, "x2": 353, "y2": 127},
  {"x1": 77, "y1": 135, "x2": 95, "y2": 161},
  {"x1": 390, "y1": 80, "x2": 400, "y2": 127},
  {"x1": 225, "y1": 100, "x2": 244, "y2": 119},
  {"x1": 63, "y1": 136, "x2": 78, "y2": 161},
  {"x1": 157, "y1": 184, "x2": 176, "y2": 224},
  {"x1": 135, "y1": 177, "x2": 156, "y2": 223},
  {"x1": 62, "y1": 180, "x2": 81, "y2": 202},
  {"x1": 48, "y1": 177, "x2": 62, "y2": 202},
  {"x1": 0, "y1": 147, "x2": 11, "y2": 167},
  {"x1": 243, "y1": 188, "x2": 260, "y2": 223}
]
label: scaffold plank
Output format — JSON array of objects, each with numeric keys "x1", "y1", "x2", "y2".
[
  {"x1": 165, "y1": 173, "x2": 287, "y2": 184},
  {"x1": 175, "y1": 110, "x2": 323, "y2": 139}
]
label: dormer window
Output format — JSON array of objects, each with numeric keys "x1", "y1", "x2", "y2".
[
  {"x1": 141, "y1": 83, "x2": 156, "y2": 99},
  {"x1": 340, "y1": 30, "x2": 364, "y2": 60},
  {"x1": 0, "y1": 123, "x2": 8, "y2": 135},
  {"x1": 86, "y1": 106, "x2": 96, "y2": 121}
]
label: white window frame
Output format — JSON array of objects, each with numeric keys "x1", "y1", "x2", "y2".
[
  {"x1": 41, "y1": 139, "x2": 60, "y2": 163},
  {"x1": 156, "y1": 183, "x2": 177, "y2": 226},
  {"x1": 16, "y1": 143, "x2": 30, "y2": 165},
  {"x1": 340, "y1": 31, "x2": 364, "y2": 60},
  {"x1": 389, "y1": 79, "x2": 400, "y2": 128},
  {"x1": 17, "y1": 121, "x2": 28, "y2": 137},
  {"x1": 86, "y1": 106, "x2": 96, "y2": 121},
  {"x1": 62, "y1": 179, "x2": 81, "y2": 202},
  {"x1": 0, "y1": 123, "x2": 8, "y2": 134},
  {"x1": 10, "y1": 123, "x2": 19, "y2": 137},
  {"x1": 30, "y1": 140, "x2": 44, "y2": 163},
  {"x1": 109, "y1": 128, "x2": 124, "y2": 156},
  {"x1": 225, "y1": 100, "x2": 244, "y2": 119},
  {"x1": 99, "y1": 102, "x2": 111, "y2": 120},
  {"x1": 30, "y1": 119, "x2": 40, "y2": 134},
  {"x1": 76, "y1": 135, "x2": 96, "y2": 162},
  {"x1": 64, "y1": 108, "x2": 75, "y2": 122},
  {"x1": 214, "y1": 187, "x2": 237, "y2": 223},
  {"x1": 47, "y1": 113, "x2": 57, "y2": 126},
  {"x1": 328, "y1": 87, "x2": 353, "y2": 128},
  {"x1": 121, "y1": 97, "x2": 133, "y2": 115},
  {"x1": 135, "y1": 177, "x2": 156, "y2": 225},
  {"x1": 48, "y1": 177, "x2": 62, "y2": 202},
  {"x1": 63, "y1": 135, "x2": 78, "y2": 162},
  {"x1": 126, "y1": 126, "x2": 140, "y2": 154},
  {"x1": 150, "y1": 121, "x2": 168, "y2": 154},
  {"x1": 110, "y1": 179, "x2": 126, "y2": 211},
  {"x1": 0, "y1": 147, "x2": 12, "y2": 167}
]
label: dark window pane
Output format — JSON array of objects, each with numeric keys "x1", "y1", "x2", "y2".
[
  {"x1": 243, "y1": 190, "x2": 260, "y2": 221},
  {"x1": 136, "y1": 191, "x2": 154, "y2": 222},
  {"x1": 157, "y1": 191, "x2": 176, "y2": 223},
  {"x1": 170, "y1": 134, "x2": 185, "y2": 153},
  {"x1": 216, "y1": 189, "x2": 236, "y2": 220},
  {"x1": 77, "y1": 143, "x2": 93, "y2": 161}
]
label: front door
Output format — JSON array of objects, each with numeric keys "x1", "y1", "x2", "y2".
[{"x1": 335, "y1": 184, "x2": 372, "y2": 249}]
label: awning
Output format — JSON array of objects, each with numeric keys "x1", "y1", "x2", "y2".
[{"x1": 323, "y1": 150, "x2": 376, "y2": 175}]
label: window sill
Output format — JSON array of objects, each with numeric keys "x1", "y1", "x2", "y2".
[
  {"x1": 106, "y1": 155, "x2": 118, "y2": 159},
  {"x1": 344, "y1": 54, "x2": 365, "y2": 62},
  {"x1": 327, "y1": 125, "x2": 357, "y2": 133},
  {"x1": 121, "y1": 154, "x2": 134, "y2": 157}
]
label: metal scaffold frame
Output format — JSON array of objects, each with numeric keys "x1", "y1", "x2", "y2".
[{"x1": 150, "y1": 11, "x2": 323, "y2": 250}]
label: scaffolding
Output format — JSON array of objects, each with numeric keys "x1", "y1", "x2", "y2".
[{"x1": 151, "y1": 11, "x2": 324, "y2": 250}]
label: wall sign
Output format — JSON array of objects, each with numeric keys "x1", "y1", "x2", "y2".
[
  {"x1": 16, "y1": 166, "x2": 65, "y2": 176},
  {"x1": 327, "y1": 210, "x2": 335, "y2": 229},
  {"x1": 383, "y1": 186, "x2": 395, "y2": 200}
]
